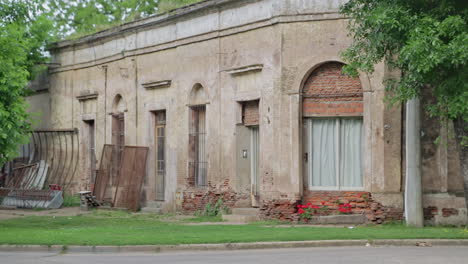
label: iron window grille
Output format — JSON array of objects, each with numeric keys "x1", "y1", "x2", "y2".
[{"x1": 189, "y1": 105, "x2": 207, "y2": 187}]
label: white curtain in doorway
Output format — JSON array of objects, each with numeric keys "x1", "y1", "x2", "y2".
[
  {"x1": 307, "y1": 118, "x2": 363, "y2": 189},
  {"x1": 339, "y1": 118, "x2": 363, "y2": 188},
  {"x1": 311, "y1": 119, "x2": 337, "y2": 187}
]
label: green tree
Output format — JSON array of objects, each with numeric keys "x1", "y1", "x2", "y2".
[
  {"x1": 49, "y1": 0, "x2": 159, "y2": 38},
  {"x1": 340, "y1": 0, "x2": 468, "y2": 212},
  {"x1": 0, "y1": 0, "x2": 53, "y2": 166},
  {"x1": 158, "y1": 0, "x2": 204, "y2": 13}
]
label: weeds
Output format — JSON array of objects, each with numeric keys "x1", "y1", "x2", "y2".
[
  {"x1": 196, "y1": 198, "x2": 229, "y2": 217},
  {"x1": 62, "y1": 194, "x2": 81, "y2": 207}
]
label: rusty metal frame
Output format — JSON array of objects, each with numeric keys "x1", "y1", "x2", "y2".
[
  {"x1": 0, "y1": 129, "x2": 80, "y2": 208},
  {"x1": 113, "y1": 146, "x2": 149, "y2": 211}
]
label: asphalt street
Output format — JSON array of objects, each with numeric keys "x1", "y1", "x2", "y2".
[{"x1": 1, "y1": 246, "x2": 467, "y2": 264}]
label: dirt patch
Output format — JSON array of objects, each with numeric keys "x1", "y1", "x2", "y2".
[{"x1": 0, "y1": 206, "x2": 90, "y2": 220}]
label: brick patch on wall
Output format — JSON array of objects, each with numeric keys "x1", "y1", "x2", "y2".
[
  {"x1": 181, "y1": 179, "x2": 248, "y2": 213},
  {"x1": 260, "y1": 191, "x2": 404, "y2": 224},
  {"x1": 302, "y1": 61, "x2": 363, "y2": 117},
  {"x1": 442, "y1": 208, "x2": 459, "y2": 217},
  {"x1": 302, "y1": 191, "x2": 403, "y2": 224},
  {"x1": 423, "y1": 206, "x2": 438, "y2": 220},
  {"x1": 424, "y1": 206, "x2": 460, "y2": 220},
  {"x1": 260, "y1": 199, "x2": 300, "y2": 222},
  {"x1": 242, "y1": 100, "x2": 260, "y2": 126}
]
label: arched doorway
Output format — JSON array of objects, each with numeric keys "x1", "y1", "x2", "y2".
[{"x1": 302, "y1": 62, "x2": 364, "y2": 191}]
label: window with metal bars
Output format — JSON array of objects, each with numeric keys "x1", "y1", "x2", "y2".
[
  {"x1": 154, "y1": 111, "x2": 166, "y2": 200},
  {"x1": 189, "y1": 105, "x2": 207, "y2": 187},
  {"x1": 111, "y1": 113, "x2": 125, "y2": 185}
]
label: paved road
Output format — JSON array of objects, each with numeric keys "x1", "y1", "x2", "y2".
[{"x1": 1, "y1": 247, "x2": 467, "y2": 264}]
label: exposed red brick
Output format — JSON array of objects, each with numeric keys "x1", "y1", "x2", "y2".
[
  {"x1": 442, "y1": 208, "x2": 459, "y2": 217},
  {"x1": 181, "y1": 179, "x2": 248, "y2": 213},
  {"x1": 424, "y1": 206, "x2": 438, "y2": 220},
  {"x1": 302, "y1": 62, "x2": 363, "y2": 116},
  {"x1": 242, "y1": 100, "x2": 260, "y2": 126},
  {"x1": 301, "y1": 191, "x2": 403, "y2": 224},
  {"x1": 260, "y1": 199, "x2": 300, "y2": 222}
]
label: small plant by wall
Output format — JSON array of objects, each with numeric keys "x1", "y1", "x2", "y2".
[{"x1": 195, "y1": 198, "x2": 229, "y2": 217}]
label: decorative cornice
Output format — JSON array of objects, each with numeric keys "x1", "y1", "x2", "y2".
[
  {"x1": 226, "y1": 64, "x2": 263, "y2": 75},
  {"x1": 142, "y1": 80, "x2": 172, "y2": 90},
  {"x1": 49, "y1": 12, "x2": 344, "y2": 73},
  {"x1": 76, "y1": 93, "x2": 98, "y2": 101}
]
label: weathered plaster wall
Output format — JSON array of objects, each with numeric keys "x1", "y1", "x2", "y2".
[
  {"x1": 31, "y1": 0, "x2": 465, "y2": 224},
  {"x1": 26, "y1": 92, "x2": 51, "y2": 129}
]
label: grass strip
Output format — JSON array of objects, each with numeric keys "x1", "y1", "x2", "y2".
[{"x1": 0, "y1": 214, "x2": 466, "y2": 246}]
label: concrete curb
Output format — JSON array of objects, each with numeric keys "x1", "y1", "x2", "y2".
[{"x1": 1, "y1": 240, "x2": 468, "y2": 254}]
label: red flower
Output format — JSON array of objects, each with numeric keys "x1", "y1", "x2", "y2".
[
  {"x1": 306, "y1": 202, "x2": 312, "y2": 207},
  {"x1": 297, "y1": 204, "x2": 302, "y2": 208},
  {"x1": 298, "y1": 208, "x2": 305, "y2": 214},
  {"x1": 321, "y1": 201, "x2": 326, "y2": 205},
  {"x1": 311, "y1": 205, "x2": 320, "y2": 209}
]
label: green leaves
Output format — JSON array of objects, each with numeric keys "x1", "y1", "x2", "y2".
[
  {"x1": 48, "y1": 0, "x2": 159, "y2": 39},
  {"x1": 0, "y1": 0, "x2": 53, "y2": 166},
  {"x1": 341, "y1": 0, "x2": 468, "y2": 122}
]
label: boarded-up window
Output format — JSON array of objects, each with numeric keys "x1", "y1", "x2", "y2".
[
  {"x1": 242, "y1": 100, "x2": 260, "y2": 126},
  {"x1": 189, "y1": 105, "x2": 207, "y2": 187}
]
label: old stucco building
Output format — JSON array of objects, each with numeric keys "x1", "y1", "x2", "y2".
[{"x1": 27, "y1": 0, "x2": 466, "y2": 225}]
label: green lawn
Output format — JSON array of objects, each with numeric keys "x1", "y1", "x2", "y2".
[{"x1": 0, "y1": 211, "x2": 466, "y2": 246}]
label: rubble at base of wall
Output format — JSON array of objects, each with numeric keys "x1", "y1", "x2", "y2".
[
  {"x1": 260, "y1": 199, "x2": 300, "y2": 222},
  {"x1": 180, "y1": 179, "x2": 249, "y2": 213},
  {"x1": 260, "y1": 192, "x2": 405, "y2": 224},
  {"x1": 180, "y1": 186, "x2": 466, "y2": 225}
]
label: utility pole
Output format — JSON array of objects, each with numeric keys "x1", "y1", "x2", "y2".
[{"x1": 405, "y1": 97, "x2": 424, "y2": 227}]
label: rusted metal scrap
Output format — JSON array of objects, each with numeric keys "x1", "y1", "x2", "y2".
[
  {"x1": 93, "y1": 144, "x2": 114, "y2": 203},
  {"x1": 113, "y1": 146, "x2": 149, "y2": 212},
  {"x1": 0, "y1": 129, "x2": 79, "y2": 209}
]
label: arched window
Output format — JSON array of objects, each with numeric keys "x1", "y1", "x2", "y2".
[
  {"x1": 188, "y1": 84, "x2": 207, "y2": 187},
  {"x1": 302, "y1": 62, "x2": 364, "y2": 190},
  {"x1": 111, "y1": 94, "x2": 125, "y2": 184},
  {"x1": 112, "y1": 94, "x2": 126, "y2": 114}
]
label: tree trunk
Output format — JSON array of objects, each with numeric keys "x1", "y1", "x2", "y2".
[{"x1": 454, "y1": 117, "x2": 468, "y2": 223}]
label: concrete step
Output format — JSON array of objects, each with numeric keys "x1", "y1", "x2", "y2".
[
  {"x1": 222, "y1": 214, "x2": 260, "y2": 223},
  {"x1": 145, "y1": 201, "x2": 164, "y2": 208},
  {"x1": 140, "y1": 200, "x2": 164, "y2": 214},
  {"x1": 309, "y1": 214, "x2": 366, "y2": 225},
  {"x1": 231, "y1": 207, "x2": 260, "y2": 216},
  {"x1": 140, "y1": 207, "x2": 163, "y2": 214}
]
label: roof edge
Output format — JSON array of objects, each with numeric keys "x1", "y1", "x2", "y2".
[{"x1": 49, "y1": 0, "x2": 243, "y2": 50}]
